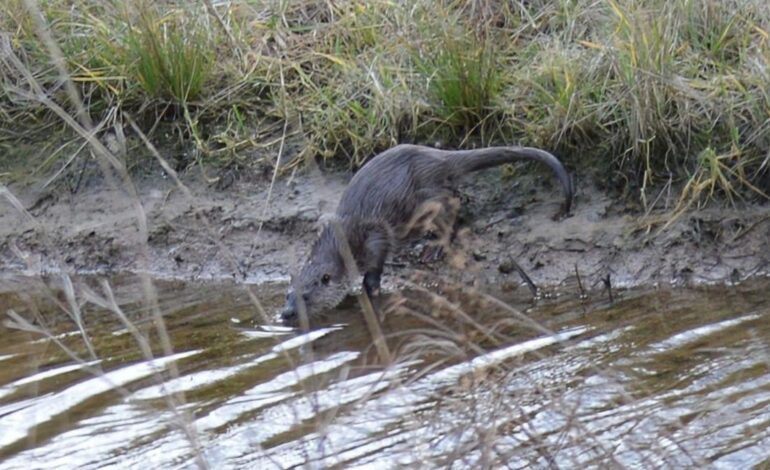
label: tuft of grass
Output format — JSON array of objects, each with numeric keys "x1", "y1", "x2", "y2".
[
  {"x1": 124, "y1": 6, "x2": 214, "y2": 105},
  {"x1": 662, "y1": 144, "x2": 769, "y2": 230},
  {"x1": 414, "y1": 25, "x2": 502, "y2": 135}
]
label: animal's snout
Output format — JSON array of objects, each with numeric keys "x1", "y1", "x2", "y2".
[
  {"x1": 280, "y1": 307, "x2": 297, "y2": 324},
  {"x1": 280, "y1": 292, "x2": 298, "y2": 324},
  {"x1": 280, "y1": 291, "x2": 310, "y2": 325}
]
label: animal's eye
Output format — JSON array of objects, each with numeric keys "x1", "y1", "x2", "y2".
[{"x1": 321, "y1": 273, "x2": 331, "y2": 285}]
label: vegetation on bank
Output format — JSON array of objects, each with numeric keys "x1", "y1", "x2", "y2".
[{"x1": 1, "y1": 0, "x2": 769, "y2": 210}]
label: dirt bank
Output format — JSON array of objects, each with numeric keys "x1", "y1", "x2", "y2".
[{"x1": 1, "y1": 166, "x2": 768, "y2": 299}]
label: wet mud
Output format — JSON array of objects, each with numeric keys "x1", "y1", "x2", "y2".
[{"x1": 1, "y1": 167, "x2": 768, "y2": 298}]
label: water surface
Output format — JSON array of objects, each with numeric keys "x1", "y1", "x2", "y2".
[{"x1": 1, "y1": 274, "x2": 769, "y2": 469}]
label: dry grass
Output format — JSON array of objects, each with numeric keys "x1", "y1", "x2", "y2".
[
  {"x1": 4, "y1": 2, "x2": 768, "y2": 468},
  {"x1": 1, "y1": 0, "x2": 769, "y2": 209}
]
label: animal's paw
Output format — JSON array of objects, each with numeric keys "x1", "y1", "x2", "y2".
[
  {"x1": 419, "y1": 244, "x2": 446, "y2": 264},
  {"x1": 364, "y1": 271, "x2": 382, "y2": 297}
]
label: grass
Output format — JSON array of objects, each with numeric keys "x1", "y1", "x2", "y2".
[
  {"x1": 125, "y1": 6, "x2": 214, "y2": 105},
  {"x1": 1, "y1": 0, "x2": 770, "y2": 208},
  {"x1": 413, "y1": 19, "x2": 502, "y2": 135},
  {"x1": 3, "y1": 2, "x2": 770, "y2": 467}
]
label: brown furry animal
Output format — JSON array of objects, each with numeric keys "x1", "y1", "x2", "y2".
[{"x1": 279, "y1": 144, "x2": 573, "y2": 324}]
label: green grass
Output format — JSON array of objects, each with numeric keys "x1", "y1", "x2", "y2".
[
  {"x1": 124, "y1": 6, "x2": 214, "y2": 105},
  {"x1": 413, "y1": 20, "x2": 502, "y2": 135},
  {"x1": 1, "y1": 0, "x2": 769, "y2": 209}
]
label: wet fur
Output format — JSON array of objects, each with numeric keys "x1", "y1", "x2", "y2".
[{"x1": 281, "y1": 144, "x2": 573, "y2": 324}]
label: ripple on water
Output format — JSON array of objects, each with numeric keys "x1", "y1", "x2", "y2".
[{"x1": 0, "y1": 275, "x2": 769, "y2": 469}]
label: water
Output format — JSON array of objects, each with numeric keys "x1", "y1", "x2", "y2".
[{"x1": 0, "y1": 273, "x2": 769, "y2": 469}]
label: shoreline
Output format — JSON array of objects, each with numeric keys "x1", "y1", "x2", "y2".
[{"x1": 2, "y1": 169, "x2": 768, "y2": 297}]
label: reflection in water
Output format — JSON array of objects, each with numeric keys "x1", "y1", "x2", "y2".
[{"x1": 0, "y1": 274, "x2": 768, "y2": 468}]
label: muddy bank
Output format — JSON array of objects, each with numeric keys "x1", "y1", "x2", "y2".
[{"x1": 1, "y1": 167, "x2": 768, "y2": 297}]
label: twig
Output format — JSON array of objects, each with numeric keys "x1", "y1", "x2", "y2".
[
  {"x1": 729, "y1": 214, "x2": 770, "y2": 243},
  {"x1": 257, "y1": 64, "x2": 290, "y2": 238},
  {"x1": 506, "y1": 256, "x2": 539, "y2": 297},
  {"x1": 575, "y1": 262, "x2": 586, "y2": 300},
  {"x1": 603, "y1": 273, "x2": 614, "y2": 304}
]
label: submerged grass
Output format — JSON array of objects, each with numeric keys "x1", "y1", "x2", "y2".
[{"x1": 1, "y1": 0, "x2": 770, "y2": 208}]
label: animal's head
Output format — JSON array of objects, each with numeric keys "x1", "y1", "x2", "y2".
[{"x1": 280, "y1": 225, "x2": 352, "y2": 325}]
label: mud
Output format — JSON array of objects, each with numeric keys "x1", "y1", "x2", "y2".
[{"x1": 1, "y1": 165, "x2": 768, "y2": 298}]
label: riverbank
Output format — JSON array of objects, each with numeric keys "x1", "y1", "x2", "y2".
[{"x1": 2, "y1": 167, "x2": 767, "y2": 306}]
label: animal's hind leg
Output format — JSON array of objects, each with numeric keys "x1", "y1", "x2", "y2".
[
  {"x1": 418, "y1": 234, "x2": 448, "y2": 264},
  {"x1": 410, "y1": 192, "x2": 462, "y2": 264}
]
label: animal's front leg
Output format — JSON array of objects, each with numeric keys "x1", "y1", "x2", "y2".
[
  {"x1": 363, "y1": 270, "x2": 381, "y2": 297},
  {"x1": 360, "y1": 222, "x2": 391, "y2": 299}
]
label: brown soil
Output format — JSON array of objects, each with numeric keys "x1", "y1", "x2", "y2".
[{"x1": 2, "y1": 166, "x2": 768, "y2": 298}]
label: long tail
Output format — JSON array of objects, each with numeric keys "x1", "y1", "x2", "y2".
[{"x1": 443, "y1": 147, "x2": 574, "y2": 213}]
